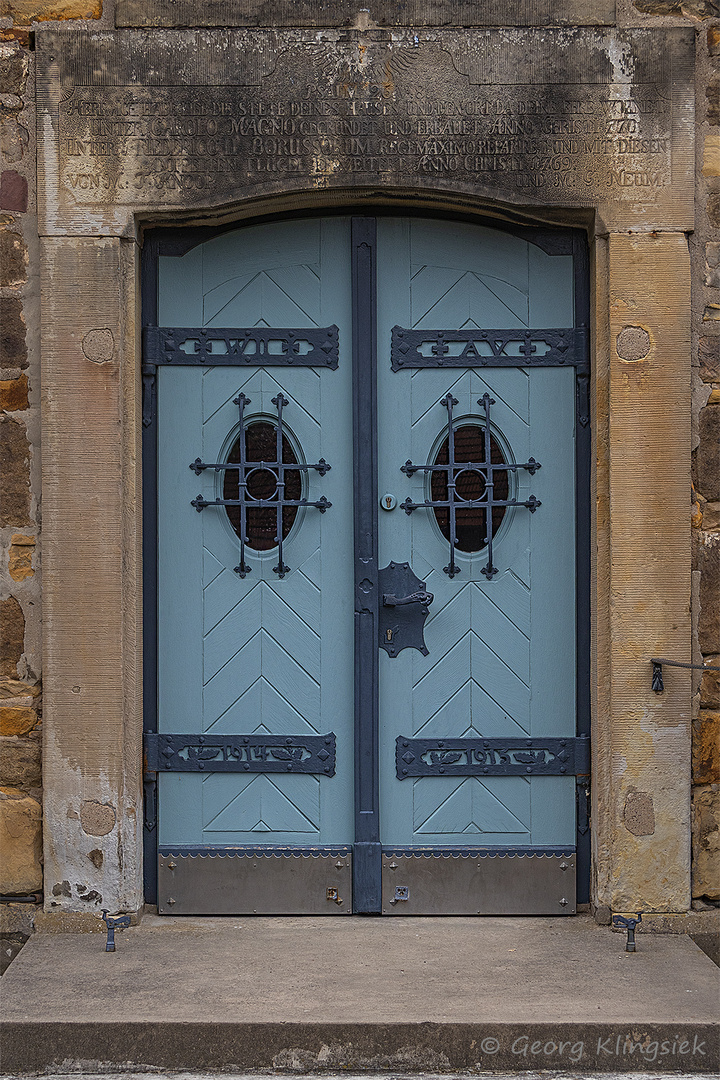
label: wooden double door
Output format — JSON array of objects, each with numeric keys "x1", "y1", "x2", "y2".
[{"x1": 143, "y1": 215, "x2": 589, "y2": 914}]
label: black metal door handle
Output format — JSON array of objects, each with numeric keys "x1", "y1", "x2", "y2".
[{"x1": 383, "y1": 590, "x2": 434, "y2": 608}]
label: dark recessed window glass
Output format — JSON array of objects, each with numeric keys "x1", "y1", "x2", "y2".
[
  {"x1": 431, "y1": 424, "x2": 509, "y2": 553},
  {"x1": 223, "y1": 421, "x2": 302, "y2": 551}
]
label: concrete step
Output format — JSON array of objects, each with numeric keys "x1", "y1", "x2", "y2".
[{"x1": 1, "y1": 915, "x2": 718, "y2": 1074}]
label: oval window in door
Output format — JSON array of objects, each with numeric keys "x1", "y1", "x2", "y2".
[
  {"x1": 223, "y1": 421, "x2": 303, "y2": 551},
  {"x1": 430, "y1": 424, "x2": 509, "y2": 553}
]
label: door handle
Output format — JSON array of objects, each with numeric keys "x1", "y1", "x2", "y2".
[{"x1": 383, "y1": 590, "x2": 434, "y2": 608}]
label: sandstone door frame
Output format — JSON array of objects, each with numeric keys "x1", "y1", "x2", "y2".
[{"x1": 38, "y1": 185, "x2": 692, "y2": 917}]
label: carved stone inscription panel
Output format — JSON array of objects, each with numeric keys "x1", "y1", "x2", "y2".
[{"x1": 36, "y1": 28, "x2": 693, "y2": 234}]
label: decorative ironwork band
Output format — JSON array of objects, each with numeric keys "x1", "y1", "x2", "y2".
[
  {"x1": 159, "y1": 846, "x2": 351, "y2": 858},
  {"x1": 145, "y1": 732, "x2": 336, "y2": 776},
  {"x1": 143, "y1": 325, "x2": 339, "y2": 369},
  {"x1": 382, "y1": 847, "x2": 575, "y2": 858},
  {"x1": 396, "y1": 735, "x2": 590, "y2": 778},
  {"x1": 390, "y1": 326, "x2": 588, "y2": 371}
]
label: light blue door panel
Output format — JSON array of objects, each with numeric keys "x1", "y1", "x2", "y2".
[
  {"x1": 376, "y1": 218, "x2": 576, "y2": 849},
  {"x1": 157, "y1": 218, "x2": 354, "y2": 849},
  {"x1": 155, "y1": 214, "x2": 579, "y2": 881}
]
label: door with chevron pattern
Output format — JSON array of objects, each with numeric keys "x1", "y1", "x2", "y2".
[
  {"x1": 376, "y1": 220, "x2": 579, "y2": 914},
  {"x1": 148, "y1": 214, "x2": 585, "y2": 915}
]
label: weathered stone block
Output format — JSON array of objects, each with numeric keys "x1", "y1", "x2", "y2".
[
  {"x1": 35, "y1": 26, "x2": 695, "y2": 235},
  {"x1": 703, "y1": 502, "x2": 720, "y2": 531},
  {"x1": 0, "y1": 116, "x2": 29, "y2": 164},
  {"x1": 699, "y1": 336, "x2": 720, "y2": 382},
  {"x1": 0, "y1": 416, "x2": 31, "y2": 527},
  {"x1": 0, "y1": 597, "x2": 24, "y2": 678},
  {"x1": 708, "y1": 82, "x2": 720, "y2": 125},
  {"x1": 703, "y1": 133, "x2": 720, "y2": 175},
  {"x1": 0, "y1": 47, "x2": 27, "y2": 96},
  {"x1": 0, "y1": 373, "x2": 28, "y2": 411},
  {"x1": 708, "y1": 193, "x2": 720, "y2": 228},
  {"x1": 698, "y1": 534, "x2": 720, "y2": 654},
  {"x1": 1, "y1": 1, "x2": 102, "y2": 23},
  {"x1": 634, "y1": 0, "x2": 719, "y2": 14},
  {"x1": 116, "y1": 0, "x2": 617, "y2": 29},
  {"x1": 0, "y1": 707, "x2": 37, "y2": 737},
  {"x1": 694, "y1": 405, "x2": 720, "y2": 501},
  {"x1": 710, "y1": 25, "x2": 720, "y2": 54},
  {"x1": 0, "y1": 171, "x2": 28, "y2": 213},
  {"x1": 0, "y1": 787, "x2": 41, "y2": 893},
  {"x1": 692, "y1": 784, "x2": 720, "y2": 900},
  {"x1": 0, "y1": 734, "x2": 41, "y2": 788},
  {"x1": 0, "y1": 298, "x2": 27, "y2": 371},
  {"x1": 701, "y1": 658, "x2": 720, "y2": 707},
  {"x1": 693, "y1": 711, "x2": 720, "y2": 784},
  {"x1": 0, "y1": 678, "x2": 40, "y2": 701},
  {"x1": 0, "y1": 230, "x2": 27, "y2": 285},
  {"x1": 8, "y1": 533, "x2": 35, "y2": 581}
]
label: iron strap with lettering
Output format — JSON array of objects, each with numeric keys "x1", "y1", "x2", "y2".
[
  {"x1": 396, "y1": 736, "x2": 589, "y2": 778},
  {"x1": 145, "y1": 732, "x2": 337, "y2": 776}
]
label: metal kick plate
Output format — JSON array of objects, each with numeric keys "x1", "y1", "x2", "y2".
[
  {"x1": 158, "y1": 849, "x2": 352, "y2": 915},
  {"x1": 381, "y1": 851, "x2": 576, "y2": 915}
]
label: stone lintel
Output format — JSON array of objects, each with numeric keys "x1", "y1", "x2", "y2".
[{"x1": 36, "y1": 26, "x2": 694, "y2": 237}]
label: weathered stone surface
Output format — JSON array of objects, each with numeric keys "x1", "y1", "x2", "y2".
[
  {"x1": 698, "y1": 533, "x2": 720, "y2": 654},
  {"x1": 2, "y1": 0, "x2": 102, "y2": 23},
  {"x1": 693, "y1": 711, "x2": 720, "y2": 784},
  {"x1": 692, "y1": 784, "x2": 720, "y2": 900},
  {"x1": 116, "y1": 1, "x2": 617, "y2": 29},
  {"x1": 708, "y1": 82, "x2": 720, "y2": 125},
  {"x1": 703, "y1": 132, "x2": 720, "y2": 175},
  {"x1": 8, "y1": 533, "x2": 35, "y2": 581},
  {"x1": 708, "y1": 192, "x2": 720, "y2": 227},
  {"x1": 36, "y1": 26, "x2": 695, "y2": 235},
  {"x1": 616, "y1": 325, "x2": 651, "y2": 361},
  {"x1": 704, "y1": 304, "x2": 720, "y2": 321},
  {"x1": 623, "y1": 790, "x2": 656, "y2": 835},
  {"x1": 0, "y1": 229, "x2": 27, "y2": 286},
  {"x1": 0, "y1": 707, "x2": 37, "y2": 736},
  {"x1": 694, "y1": 404, "x2": 720, "y2": 501},
  {"x1": 704, "y1": 265, "x2": 720, "y2": 288},
  {"x1": 79, "y1": 800, "x2": 116, "y2": 836},
  {"x1": 0, "y1": 373, "x2": 28, "y2": 411},
  {"x1": 701, "y1": 657, "x2": 720, "y2": 707},
  {"x1": 0, "y1": 788, "x2": 42, "y2": 893},
  {"x1": 0, "y1": 116, "x2": 29, "y2": 163},
  {"x1": 634, "y1": 0, "x2": 719, "y2": 15},
  {"x1": 0, "y1": 171, "x2": 28, "y2": 213},
  {"x1": 0, "y1": 416, "x2": 31, "y2": 527},
  {"x1": 0, "y1": 735, "x2": 41, "y2": 788},
  {"x1": 710, "y1": 25, "x2": 720, "y2": 54},
  {"x1": 704, "y1": 502, "x2": 720, "y2": 530},
  {"x1": 0, "y1": 597, "x2": 24, "y2": 678},
  {"x1": 707, "y1": 241, "x2": 720, "y2": 267},
  {"x1": 699, "y1": 335, "x2": 720, "y2": 382},
  {"x1": 0, "y1": 46, "x2": 27, "y2": 96},
  {"x1": 0, "y1": 678, "x2": 40, "y2": 700},
  {"x1": 0, "y1": 298, "x2": 27, "y2": 370}
]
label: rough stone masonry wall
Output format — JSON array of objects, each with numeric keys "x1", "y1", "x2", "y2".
[
  {"x1": 692, "y1": 14, "x2": 720, "y2": 907},
  {"x1": 0, "y1": 0, "x2": 718, "y2": 915},
  {"x1": 0, "y1": 17, "x2": 42, "y2": 903}
]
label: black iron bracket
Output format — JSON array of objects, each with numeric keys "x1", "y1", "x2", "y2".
[
  {"x1": 650, "y1": 657, "x2": 720, "y2": 693},
  {"x1": 396, "y1": 735, "x2": 589, "y2": 779},
  {"x1": 391, "y1": 326, "x2": 588, "y2": 371},
  {"x1": 101, "y1": 910, "x2": 131, "y2": 952},
  {"x1": 613, "y1": 912, "x2": 642, "y2": 952},
  {"x1": 145, "y1": 732, "x2": 336, "y2": 776}
]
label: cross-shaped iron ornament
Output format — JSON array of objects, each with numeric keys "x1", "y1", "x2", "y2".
[
  {"x1": 400, "y1": 393, "x2": 542, "y2": 579},
  {"x1": 189, "y1": 393, "x2": 331, "y2": 578}
]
